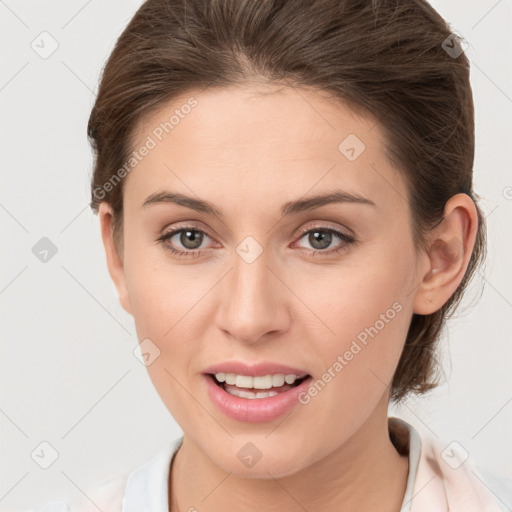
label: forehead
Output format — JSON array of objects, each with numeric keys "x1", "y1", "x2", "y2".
[
  {"x1": 124, "y1": 84, "x2": 407, "y2": 218},
  {"x1": 133, "y1": 83, "x2": 382, "y2": 156}
]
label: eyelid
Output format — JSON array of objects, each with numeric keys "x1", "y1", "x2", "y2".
[
  {"x1": 294, "y1": 220, "x2": 354, "y2": 239},
  {"x1": 160, "y1": 220, "x2": 353, "y2": 243},
  {"x1": 158, "y1": 220, "x2": 356, "y2": 256},
  {"x1": 160, "y1": 221, "x2": 216, "y2": 239}
]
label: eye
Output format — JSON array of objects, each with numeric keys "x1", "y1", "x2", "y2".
[
  {"x1": 157, "y1": 226, "x2": 214, "y2": 258},
  {"x1": 294, "y1": 226, "x2": 355, "y2": 255},
  {"x1": 157, "y1": 224, "x2": 356, "y2": 259}
]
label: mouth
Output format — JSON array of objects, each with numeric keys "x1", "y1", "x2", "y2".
[
  {"x1": 208, "y1": 372, "x2": 311, "y2": 399},
  {"x1": 203, "y1": 369, "x2": 314, "y2": 423}
]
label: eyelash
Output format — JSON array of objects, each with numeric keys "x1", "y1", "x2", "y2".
[{"x1": 156, "y1": 224, "x2": 356, "y2": 259}]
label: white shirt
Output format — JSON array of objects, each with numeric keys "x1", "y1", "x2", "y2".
[{"x1": 28, "y1": 417, "x2": 510, "y2": 512}]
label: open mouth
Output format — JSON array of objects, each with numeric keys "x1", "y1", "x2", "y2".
[{"x1": 208, "y1": 373, "x2": 311, "y2": 399}]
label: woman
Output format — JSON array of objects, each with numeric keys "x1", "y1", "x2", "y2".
[{"x1": 27, "y1": 0, "x2": 510, "y2": 510}]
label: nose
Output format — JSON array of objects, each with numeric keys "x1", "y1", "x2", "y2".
[{"x1": 214, "y1": 247, "x2": 290, "y2": 345}]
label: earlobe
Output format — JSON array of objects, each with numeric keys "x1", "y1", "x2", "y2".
[
  {"x1": 98, "y1": 203, "x2": 132, "y2": 315},
  {"x1": 412, "y1": 194, "x2": 477, "y2": 315}
]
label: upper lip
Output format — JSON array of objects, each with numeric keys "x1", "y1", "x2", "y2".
[{"x1": 203, "y1": 361, "x2": 310, "y2": 378}]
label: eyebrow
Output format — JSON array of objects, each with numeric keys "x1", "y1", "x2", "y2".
[{"x1": 142, "y1": 188, "x2": 376, "y2": 219}]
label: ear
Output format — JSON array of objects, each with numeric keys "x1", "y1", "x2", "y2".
[
  {"x1": 98, "y1": 202, "x2": 132, "y2": 315},
  {"x1": 413, "y1": 193, "x2": 479, "y2": 315}
]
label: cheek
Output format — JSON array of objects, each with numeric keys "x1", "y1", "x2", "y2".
[
  {"x1": 125, "y1": 262, "x2": 204, "y2": 354},
  {"x1": 122, "y1": 226, "x2": 195, "y2": 336},
  {"x1": 121, "y1": 241, "x2": 187, "y2": 369},
  {"x1": 123, "y1": 219, "x2": 415, "y2": 401},
  {"x1": 122, "y1": 238, "x2": 222, "y2": 389},
  {"x1": 122, "y1": 252, "x2": 208, "y2": 424},
  {"x1": 306, "y1": 240, "x2": 415, "y2": 396}
]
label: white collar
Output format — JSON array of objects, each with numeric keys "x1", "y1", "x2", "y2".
[
  {"x1": 390, "y1": 417, "x2": 422, "y2": 511},
  {"x1": 119, "y1": 418, "x2": 421, "y2": 511},
  {"x1": 121, "y1": 437, "x2": 182, "y2": 512}
]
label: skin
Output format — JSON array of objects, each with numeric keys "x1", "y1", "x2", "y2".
[{"x1": 98, "y1": 83, "x2": 478, "y2": 512}]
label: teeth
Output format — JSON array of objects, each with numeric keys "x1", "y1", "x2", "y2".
[
  {"x1": 227, "y1": 387, "x2": 279, "y2": 399},
  {"x1": 272, "y1": 374, "x2": 285, "y2": 387},
  {"x1": 254, "y1": 375, "x2": 273, "y2": 389},
  {"x1": 235, "y1": 375, "x2": 253, "y2": 388},
  {"x1": 214, "y1": 373, "x2": 303, "y2": 389}
]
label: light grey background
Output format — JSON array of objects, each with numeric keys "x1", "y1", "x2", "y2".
[{"x1": 1, "y1": 1, "x2": 511, "y2": 510}]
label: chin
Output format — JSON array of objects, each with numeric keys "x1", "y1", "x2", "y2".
[{"x1": 198, "y1": 435, "x2": 315, "y2": 480}]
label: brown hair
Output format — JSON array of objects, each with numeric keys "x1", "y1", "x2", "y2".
[{"x1": 88, "y1": 0, "x2": 486, "y2": 402}]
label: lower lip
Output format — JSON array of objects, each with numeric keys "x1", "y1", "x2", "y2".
[{"x1": 204, "y1": 374, "x2": 313, "y2": 423}]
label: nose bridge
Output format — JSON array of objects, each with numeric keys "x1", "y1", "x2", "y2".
[{"x1": 216, "y1": 238, "x2": 288, "y2": 343}]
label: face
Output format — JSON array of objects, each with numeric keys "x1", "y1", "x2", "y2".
[{"x1": 102, "y1": 84, "x2": 425, "y2": 478}]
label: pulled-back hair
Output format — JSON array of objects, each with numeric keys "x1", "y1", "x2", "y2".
[{"x1": 88, "y1": 0, "x2": 486, "y2": 402}]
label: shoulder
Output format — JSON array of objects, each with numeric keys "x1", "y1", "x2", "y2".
[
  {"x1": 411, "y1": 422, "x2": 511, "y2": 511},
  {"x1": 472, "y1": 466, "x2": 512, "y2": 512},
  {"x1": 73, "y1": 474, "x2": 128, "y2": 511},
  {"x1": 24, "y1": 437, "x2": 183, "y2": 512}
]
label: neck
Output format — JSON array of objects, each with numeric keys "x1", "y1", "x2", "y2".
[{"x1": 169, "y1": 401, "x2": 409, "y2": 512}]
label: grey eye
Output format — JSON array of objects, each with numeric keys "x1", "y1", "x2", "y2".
[
  {"x1": 306, "y1": 230, "x2": 333, "y2": 250},
  {"x1": 174, "y1": 229, "x2": 204, "y2": 250}
]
